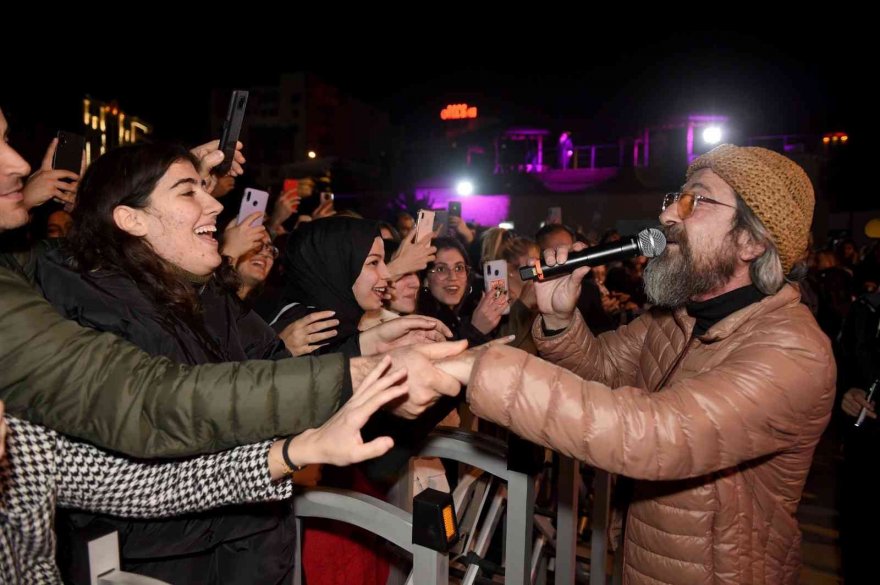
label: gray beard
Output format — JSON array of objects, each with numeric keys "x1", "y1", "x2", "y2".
[{"x1": 643, "y1": 232, "x2": 739, "y2": 308}]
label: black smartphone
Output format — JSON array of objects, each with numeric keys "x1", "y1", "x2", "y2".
[
  {"x1": 52, "y1": 131, "x2": 85, "y2": 174},
  {"x1": 448, "y1": 200, "x2": 461, "y2": 217},
  {"x1": 433, "y1": 210, "x2": 449, "y2": 234},
  {"x1": 214, "y1": 90, "x2": 248, "y2": 176}
]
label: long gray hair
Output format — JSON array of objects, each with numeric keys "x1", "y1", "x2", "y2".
[{"x1": 732, "y1": 196, "x2": 806, "y2": 295}]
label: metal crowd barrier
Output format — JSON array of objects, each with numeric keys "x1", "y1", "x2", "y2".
[{"x1": 293, "y1": 487, "x2": 454, "y2": 585}]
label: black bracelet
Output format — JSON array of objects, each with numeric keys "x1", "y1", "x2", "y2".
[{"x1": 281, "y1": 435, "x2": 306, "y2": 473}]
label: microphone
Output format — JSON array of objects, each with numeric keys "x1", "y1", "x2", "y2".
[{"x1": 520, "y1": 228, "x2": 666, "y2": 282}]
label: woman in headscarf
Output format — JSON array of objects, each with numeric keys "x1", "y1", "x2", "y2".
[
  {"x1": 273, "y1": 216, "x2": 387, "y2": 354},
  {"x1": 271, "y1": 216, "x2": 450, "y2": 357},
  {"x1": 273, "y1": 217, "x2": 453, "y2": 585}
]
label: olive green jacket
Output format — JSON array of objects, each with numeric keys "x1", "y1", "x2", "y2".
[{"x1": 0, "y1": 265, "x2": 350, "y2": 458}]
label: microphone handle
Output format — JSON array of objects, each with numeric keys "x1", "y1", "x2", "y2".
[{"x1": 519, "y1": 239, "x2": 640, "y2": 282}]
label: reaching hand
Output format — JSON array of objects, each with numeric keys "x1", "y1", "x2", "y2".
[
  {"x1": 470, "y1": 290, "x2": 509, "y2": 335},
  {"x1": 221, "y1": 214, "x2": 267, "y2": 263},
  {"x1": 190, "y1": 140, "x2": 246, "y2": 193},
  {"x1": 22, "y1": 138, "x2": 80, "y2": 210},
  {"x1": 435, "y1": 335, "x2": 515, "y2": 386},
  {"x1": 534, "y1": 242, "x2": 590, "y2": 330},
  {"x1": 312, "y1": 198, "x2": 336, "y2": 219},
  {"x1": 269, "y1": 188, "x2": 302, "y2": 232},
  {"x1": 842, "y1": 387, "x2": 876, "y2": 419},
  {"x1": 351, "y1": 341, "x2": 468, "y2": 419},
  {"x1": 278, "y1": 311, "x2": 340, "y2": 356},
  {"x1": 387, "y1": 229, "x2": 436, "y2": 278},
  {"x1": 449, "y1": 215, "x2": 474, "y2": 244},
  {"x1": 284, "y1": 356, "x2": 408, "y2": 467},
  {"x1": 359, "y1": 315, "x2": 452, "y2": 356}
]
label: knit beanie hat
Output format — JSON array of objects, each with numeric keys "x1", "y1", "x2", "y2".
[{"x1": 687, "y1": 144, "x2": 814, "y2": 273}]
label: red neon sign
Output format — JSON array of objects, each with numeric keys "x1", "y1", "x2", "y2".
[{"x1": 441, "y1": 103, "x2": 478, "y2": 120}]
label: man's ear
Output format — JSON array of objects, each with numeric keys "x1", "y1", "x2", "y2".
[
  {"x1": 112, "y1": 205, "x2": 148, "y2": 237},
  {"x1": 737, "y1": 230, "x2": 766, "y2": 263}
]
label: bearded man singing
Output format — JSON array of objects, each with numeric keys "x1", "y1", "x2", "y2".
[{"x1": 439, "y1": 145, "x2": 835, "y2": 585}]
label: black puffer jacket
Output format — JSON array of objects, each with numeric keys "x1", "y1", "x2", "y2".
[{"x1": 36, "y1": 249, "x2": 295, "y2": 585}]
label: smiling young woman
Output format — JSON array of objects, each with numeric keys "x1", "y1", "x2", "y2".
[{"x1": 33, "y1": 143, "x2": 298, "y2": 583}]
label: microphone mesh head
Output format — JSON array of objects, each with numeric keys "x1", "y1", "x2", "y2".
[{"x1": 637, "y1": 228, "x2": 666, "y2": 257}]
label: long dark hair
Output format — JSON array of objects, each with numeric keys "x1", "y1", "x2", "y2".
[{"x1": 69, "y1": 142, "x2": 237, "y2": 327}]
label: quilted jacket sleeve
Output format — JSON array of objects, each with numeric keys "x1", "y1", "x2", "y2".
[
  {"x1": 0, "y1": 268, "x2": 348, "y2": 458},
  {"x1": 468, "y1": 322, "x2": 835, "y2": 480},
  {"x1": 532, "y1": 309, "x2": 650, "y2": 388}
]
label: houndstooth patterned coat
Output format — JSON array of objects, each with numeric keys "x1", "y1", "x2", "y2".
[{"x1": 0, "y1": 417, "x2": 293, "y2": 584}]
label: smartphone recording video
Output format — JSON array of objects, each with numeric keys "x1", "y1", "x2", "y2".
[{"x1": 214, "y1": 90, "x2": 248, "y2": 177}]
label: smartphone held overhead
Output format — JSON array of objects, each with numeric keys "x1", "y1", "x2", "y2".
[
  {"x1": 415, "y1": 210, "x2": 435, "y2": 242},
  {"x1": 214, "y1": 90, "x2": 248, "y2": 177},
  {"x1": 53, "y1": 131, "x2": 85, "y2": 174}
]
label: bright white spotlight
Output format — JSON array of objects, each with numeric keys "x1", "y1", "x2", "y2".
[
  {"x1": 702, "y1": 126, "x2": 722, "y2": 144},
  {"x1": 455, "y1": 180, "x2": 474, "y2": 196},
  {"x1": 307, "y1": 151, "x2": 317, "y2": 159},
  {"x1": 499, "y1": 221, "x2": 515, "y2": 230}
]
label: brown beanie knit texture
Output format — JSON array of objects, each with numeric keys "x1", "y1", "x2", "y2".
[{"x1": 687, "y1": 144, "x2": 814, "y2": 273}]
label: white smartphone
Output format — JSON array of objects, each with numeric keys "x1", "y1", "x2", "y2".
[
  {"x1": 237, "y1": 188, "x2": 269, "y2": 226},
  {"x1": 415, "y1": 209, "x2": 436, "y2": 242},
  {"x1": 484, "y1": 259, "x2": 511, "y2": 315}
]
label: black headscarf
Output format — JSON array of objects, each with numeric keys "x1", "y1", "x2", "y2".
[{"x1": 281, "y1": 217, "x2": 381, "y2": 341}]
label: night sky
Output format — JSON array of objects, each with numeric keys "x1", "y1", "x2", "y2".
[{"x1": 3, "y1": 28, "x2": 860, "y2": 165}]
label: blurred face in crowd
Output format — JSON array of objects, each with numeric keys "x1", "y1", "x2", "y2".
[
  {"x1": 646, "y1": 168, "x2": 754, "y2": 307},
  {"x1": 46, "y1": 210, "x2": 74, "y2": 238},
  {"x1": 389, "y1": 272, "x2": 420, "y2": 314},
  {"x1": 352, "y1": 237, "x2": 391, "y2": 311},
  {"x1": 237, "y1": 232, "x2": 275, "y2": 288},
  {"x1": 116, "y1": 160, "x2": 224, "y2": 276},
  {"x1": 815, "y1": 250, "x2": 837, "y2": 270},
  {"x1": 506, "y1": 246, "x2": 540, "y2": 303},
  {"x1": 397, "y1": 213, "x2": 415, "y2": 238},
  {"x1": 540, "y1": 228, "x2": 574, "y2": 251},
  {"x1": 0, "y1": 108, "x2": 32, "y2": 231},
  {"x1": 379, "y1": 226, "x2": 395, "y2": 240},
  {"x1": 427, "y1": 247, "x2": 469, "y2": 308}
]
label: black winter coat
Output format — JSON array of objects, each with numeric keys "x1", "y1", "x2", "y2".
[{"x1": 36, "y1": 249, "x2": 295, "y2": 585}]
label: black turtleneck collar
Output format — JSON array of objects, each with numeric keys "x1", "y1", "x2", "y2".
[{"x1": 686, "y1": 284, "x2": 766, "y2": 337}]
